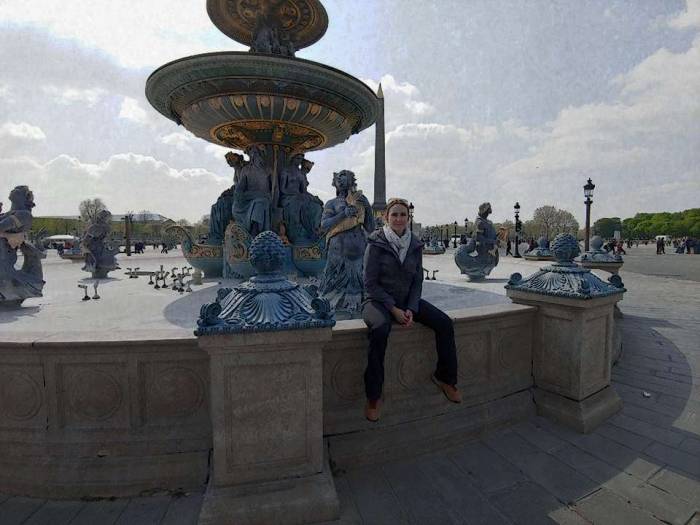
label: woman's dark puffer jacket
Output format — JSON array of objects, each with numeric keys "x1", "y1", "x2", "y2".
[{"x1": 363, "y1": 229, "x2": 424, "y2": 312}]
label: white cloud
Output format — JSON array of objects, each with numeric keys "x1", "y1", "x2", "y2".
[
  {"x1": 490, "y1": 32, "x2": 700, "y2": 220},
  {"x1": 669, "y1": 0, "x2": 700, "y2": 29},
  {"x1": 0, "y1": 122, "x2": 46, "y2": 141},
  {"x1": 205, "y1": 143, "x2": 231, "y2": 160},
  {"x1": 404, "y1": 100, "x2": 435, "y2": 116},
  {"x1": 363, "y1": 74, "x2": 436, "y2": 128},
  {"x1": 0, "y1": 153, "x2": 229, "y2": 222},
  {"x1": 118, "y1": 97, "x2": 150, "y2": 125},
  {"x1": 42, "y1": 85, "x2": 106, "y2": 106},
  {"x1": 160, "y1": 131, "x2": 194, "y2": 152},
  {"x1": 0, "y1": 0, "x2": 241, "y2": 69}
]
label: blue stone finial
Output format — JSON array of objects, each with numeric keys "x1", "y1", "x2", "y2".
[
  {"x1": 249, "y1": 230, "x2": 287, "y2": 274},
  {"x1": 505, "y1": 232, "x2": 625, "y2": 300},
  {"x1": 576, "y1": 235, "x2": 622, "y2": 263},
  {"x1": 551, "y1": 233, "x2": 580, "y2": 264},
  {"x1": 194, "y1": 231, "x2": 335, "y2": 335}
]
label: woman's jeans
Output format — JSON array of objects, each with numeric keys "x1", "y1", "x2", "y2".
[{"x1": 362, "y1": 299, "x2": 458, "y2": 401}]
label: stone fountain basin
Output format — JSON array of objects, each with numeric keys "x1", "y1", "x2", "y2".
[{"x1": 146, "y1": 52, "x2": 378, "y2": 152}]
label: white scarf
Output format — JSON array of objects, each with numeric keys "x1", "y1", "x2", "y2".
[{"x1": 383, "y1": 224, "x2": 412, "y2": 263}]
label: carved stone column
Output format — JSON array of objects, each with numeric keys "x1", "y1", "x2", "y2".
[
  {"x1": 195, "y1": 232, "x2": 338, "y2": 525},
  {"x1": 506, "y1": 234, "x2": 626, "y2": 433}
]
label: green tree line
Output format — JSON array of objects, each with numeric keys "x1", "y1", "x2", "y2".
[{"x1": 594, "y1": 209, "x2": 700, "y2": 239}]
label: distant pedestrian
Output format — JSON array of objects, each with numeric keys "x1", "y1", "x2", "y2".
[
  {"x1": 656, "y1": 238, "x2": 665, "y2": 254},
  {"x1": 506, "y1": 238, "x2": 513, "y2": 256},
  {"x1": 161, "y1": 242, "x2": 169, "y2": 254}
]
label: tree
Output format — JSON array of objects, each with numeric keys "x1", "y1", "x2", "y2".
[
  {"x1": 593, "y1": 217, "x2": 622, "y2": 238},
  {"x1": 78, "y1": 198, "x2": 107, "y2": 223},
  {"x1": 523, "y1": 206, "x2": 579, "y2": 239}
]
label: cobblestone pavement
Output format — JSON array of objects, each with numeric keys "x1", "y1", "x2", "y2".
[{"x1": 1, "y1": 256, "x2": 698, "y2": 524}]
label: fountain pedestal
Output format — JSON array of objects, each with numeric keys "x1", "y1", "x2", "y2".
[
  {"x1": 506, "y1": 234, "x2": 626, "y2": 433},
  {"x1": 195, "y1": 232, "x2": 338, "y2": 524},
  {"x1": 198, "y1": 329, "x2": 338, "y2": 525}
]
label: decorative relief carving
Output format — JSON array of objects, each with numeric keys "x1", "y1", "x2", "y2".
[
  {"x1": 68, "y1": 369, "x2": 123, "y2": 422},
  {"x1": 293, "y1": 244, "x2": 322, "y2": 260},
  {"x1": 397, "y1": 343, "x2": 434, "y2": 390},
  {"x1": 330, "y1": 355, "x2": 364, "y2": 401},
  {"x1": 189, "y1": 243, "x2": 223, "y2": 259},
  {"x1": 496, "y1": 325, "x2": 526, "y2": 371},
  {"x1": 213, "y1": 118, "x2": 325, "y2": 152},
  {"x1": 456, "y1": 331, "x2": 489, "y2": 383},
  {"x1": 0, "y1": 370, "x2": 42, "y2": 422},
  {"x1": 150, "y1": 366, "x2": 205, "y2": 419}
]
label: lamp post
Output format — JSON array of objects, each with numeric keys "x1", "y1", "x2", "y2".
[
  {"x1": 408, "y1": 201, "x2": 414, "y2": 233},
  {"x1": 464, "y1": 217, "x2": 469, "y2": 240},
  {"x1": 584, "y1": 178, "x2": 595, "y2": 252},
  {"x1": 452, "y1": 221, "x2": 458, "y2": 248},
  {"x1": 513, "y1": 202, "x2": 522, "y2": 258}
]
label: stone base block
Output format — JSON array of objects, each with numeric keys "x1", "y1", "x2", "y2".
[
  {"x1": 0, "y1": 450, "x2": 209, "y2": 499},
  {"x1": 198, "y1": 449, "x2": 339, "y2": 525},
  {"x1": 328, "y1": 390, "x2": 534, "y2": 470},
  {"x1": 534, "y1": 386, "x2": 622, "y2": 434}
]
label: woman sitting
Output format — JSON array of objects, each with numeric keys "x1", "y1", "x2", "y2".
[{"x1": 362, "y1": 198, "x2": 461, "y2": 422}]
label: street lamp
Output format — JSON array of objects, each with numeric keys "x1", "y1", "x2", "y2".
[
  {"x1": 452, "y1": 221, "x2": 458, "y2": 248},
  {"x1": 584, "y1": 178, "x2": 595, "y2": 252},
  {"x1": 408, "y1": 201, "x2": 415, "y2": 233},
  {"x1": 513, "y1": 202, "x2": 522, "y2": 258}
]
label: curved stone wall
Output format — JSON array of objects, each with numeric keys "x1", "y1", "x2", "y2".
[
  {"x1": 0, "y1": 303, "x2": 537, "y2": 498},
  {"x1": 322, "y1": 304, "x2": 537, "y2": 467},
  {"x1": 0, "y1": 332, "x2": 210, "y2": 499}
]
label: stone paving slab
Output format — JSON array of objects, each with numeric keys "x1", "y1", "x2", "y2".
[
  {"x1": 68, "y1": 500, "x2": 129, "y2": 525},
  {"x1": 21, "y1": 501, "x2": 83, "y2": 525},
  {"x1": 575, "y1": 488, "x2": 662, "y2": 525}
]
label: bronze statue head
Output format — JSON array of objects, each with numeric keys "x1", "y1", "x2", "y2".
[
  {"x1": 478, "y1": 202, "x2": 492, "y2": 218},
  {"x1": 9, "y1": 185, "x2": 35, "y2": 210},
  {"x1": 332, "y1": 170, "x2": 356, "y2": 195}
]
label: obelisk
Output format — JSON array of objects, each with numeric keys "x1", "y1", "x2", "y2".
[{"x1": 372, "y1": 83, "x2": 386, "y2": 215}]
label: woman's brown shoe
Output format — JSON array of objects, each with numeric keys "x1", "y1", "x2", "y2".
[
  {"x1": 365, "y1": 399, "x2": 381, "y2": 422},
  {"x1": 432, "y1": 375, "x2": 463, "y2": 403}
]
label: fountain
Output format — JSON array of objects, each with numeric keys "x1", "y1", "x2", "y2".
[{"x1": 146, "y1": 0, "x2": 378, "y2": 278}]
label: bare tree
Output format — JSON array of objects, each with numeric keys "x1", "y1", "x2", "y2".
[
  {"x1": 78, "y1": 198, "x2": 107, "y2": 223},
  {"x1": 524, "y1": 206, "x2": 579, "y2": 239}
]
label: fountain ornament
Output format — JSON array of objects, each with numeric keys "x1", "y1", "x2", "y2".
[
  {"x1": 0, "y1": 185, "x2": 45, "y2": 307},
  {"x1": 523, "y1": 236, "x2": 553, "y2": 261},
  {"x1": 506, "y1": 233, "x2": 626, "y2": 299},
  {"x1": 195, "y1": 231, "x2": 335, "y2": 336},
  {"x1": 577, "y1": 235, "x2": 623, "y2": 263},
  {"x1": 147, "y1": 0, "x2": 378, "y2": 279}
]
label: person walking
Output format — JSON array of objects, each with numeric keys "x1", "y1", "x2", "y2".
[
  {"x1": 362, "y1": 198, "x2": 461, "y2": 423},
  {"x1": 506, "y1": 238, "x2": 513, "y2": 256}
]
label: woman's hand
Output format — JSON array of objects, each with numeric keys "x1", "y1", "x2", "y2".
[
  {"x1": 391, "y1": 306, "x2": 413, "y2": 327},
  {"x1": 344, "y1": 205, "x2": 358, "y2": 217}
]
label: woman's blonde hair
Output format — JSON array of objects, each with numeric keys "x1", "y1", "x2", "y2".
[{"x1": 384, "y1": 197, "x2": 410, "y2": 217}]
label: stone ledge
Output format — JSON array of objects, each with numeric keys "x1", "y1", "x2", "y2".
[{"x1": 328, "y1": 390, "x2": 535, "y2": 469}]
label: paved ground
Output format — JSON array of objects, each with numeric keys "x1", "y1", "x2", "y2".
[
  {"x1": 611, "y1": 243, "x2": 699, "y2": 282},
  {"x1": 1, "y1": 247, "x2": 699, "y2": 524}
]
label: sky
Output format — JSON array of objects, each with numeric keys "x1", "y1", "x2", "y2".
[{"x1": 0, "y1": 0, "x2": 698, "y2": 226}]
